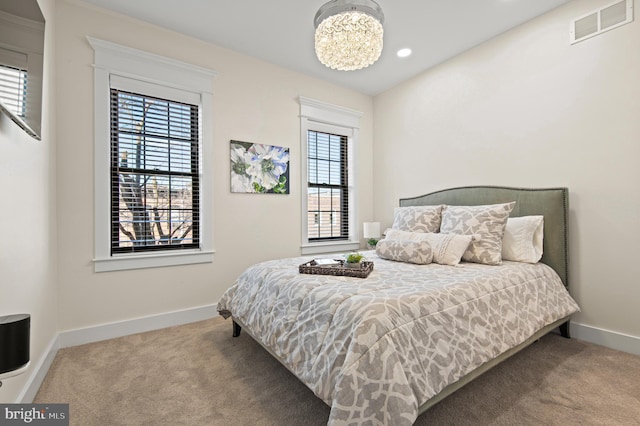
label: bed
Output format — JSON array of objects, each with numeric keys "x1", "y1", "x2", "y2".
[{"x1": 217, "y1": 186, "x2": 580, "y2": 425}]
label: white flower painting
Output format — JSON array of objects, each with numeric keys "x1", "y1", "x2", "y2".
[{"x1": 230, "y1": 140, "x2": 290, "y2": 194}]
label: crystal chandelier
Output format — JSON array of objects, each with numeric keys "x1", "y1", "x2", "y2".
[{"x1": 314, "y1": 0, "x2": 385, "y2": 71}]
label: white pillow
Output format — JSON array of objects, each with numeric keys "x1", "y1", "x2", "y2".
[
  {"x1": 502, "y1": 216, "x2": 544, "y2": 263},
  {"x1": 384, "y1": 229, "x2": 472, "y2": 266}
]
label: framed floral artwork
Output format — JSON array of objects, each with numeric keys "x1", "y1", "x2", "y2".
[{"x1": 230, "y1": 140, "x2": 290, "y2": 194}]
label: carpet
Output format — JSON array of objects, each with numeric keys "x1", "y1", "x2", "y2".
[{"x1": 34, "y1": 317, "x2": 640, "y2": 425}]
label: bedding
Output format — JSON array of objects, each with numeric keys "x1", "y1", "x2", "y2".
[
  {"x1": 440, "y1": 202, "x2": 515, "y2": 265},
  {"x1": 217, "y1": 251, "x2": 579, "y2": 425},
  {"x1": 383, "y1": 228, "x2": 472, "y2": 266},
  {"x1": 375, "y1": 238, "x2": 433, "y2": 264},
  {"x1": 502, "y1": 215, "x2": 544, "y2": 263},
  {"x1": 391, "y1": 205, "x2": 443, "y2": 233}
]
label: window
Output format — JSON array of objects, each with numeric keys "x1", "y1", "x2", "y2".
[
  {"x1": 299, "y1": 96, "x2": 362, "y2": 255},
  {"x1": 0, "y1": 63, "x2": 27, "y2": 118},
  {"x1": 307, "y1": 130, "x2": 348, "y2": 241},
  {"x1": 110, "y1": 89, "x2": 199, "y2": 254},
  {"x1": 0, "y1": 8, "x2": 44, "y2": 140},
  {"x1": 89, "y1": 37, "x2": 216, "y2": 272}
]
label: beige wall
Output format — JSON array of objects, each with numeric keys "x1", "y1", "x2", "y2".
[
  {"x1": 0, "y1": 0, "x2": 57, "y2": 403},
  {"x1": 4, "y1": 0, "x2": 636, "y2": 404},
  {"x1": 54, "y1": 1, "x2": 374, "y2": 331},
  {"x1": 373, "y1": 0, "x2": 640, "y2": 338}
]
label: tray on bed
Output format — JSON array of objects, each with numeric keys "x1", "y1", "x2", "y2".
[{"x1": 299, "y1": 259, "x2": 374, "y2": 278}]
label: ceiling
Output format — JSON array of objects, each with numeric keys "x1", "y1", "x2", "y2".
[
  {"x1": 1, "y1": 0, "x2": 44, "y2": 22},
  {"x1": 82, "y1": 0, "x2": 569, "y2": 96}
]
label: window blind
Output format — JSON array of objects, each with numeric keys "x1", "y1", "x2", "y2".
[
  {"x1": 0, "y1": 64, "x2": 27, "y2": 118},
  {"x1": 110, "y1": 89, "x2": 200, "y2": 254},
  {"x1": 307, "y1": 130, "x2": 349, "y2": 240}
]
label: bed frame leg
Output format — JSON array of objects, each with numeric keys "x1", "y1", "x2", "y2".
[
  {"x1": 559, "y1": 321, "x2": 570, "y2": 339},
  {"x1": 232, "y1": 320, "x2": 242, "y2": 337}
]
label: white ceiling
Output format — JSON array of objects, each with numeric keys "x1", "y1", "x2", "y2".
[
  {"x1": 1, "y1": 0, "x2": 44, "y2": 22},
  {"x1": 83, "y1": 0, "x2": 569, "y2": 96}
]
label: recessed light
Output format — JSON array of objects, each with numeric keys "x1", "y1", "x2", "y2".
[{"x1": 397, "y1": 48, "x2": 412, "y2": 58}]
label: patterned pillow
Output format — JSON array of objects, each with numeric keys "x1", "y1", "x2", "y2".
[
  {"x1": 440, "y1": 202, "x2": 515, "y2": 265},
  {"x1": 392, "y1": 205, "x2": 443, "y2": 233},
  {"x1": 376, "y1": 238, "x2": 433, "y2": 265},
  {"x1": 384, "y1": 228, "x2": 472, "y2": 266}
]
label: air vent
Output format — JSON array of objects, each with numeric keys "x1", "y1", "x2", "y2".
[{"x1": 570, "y1": 0, "x2": 633, "y2": 44}]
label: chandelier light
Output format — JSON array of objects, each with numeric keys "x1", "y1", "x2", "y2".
[{"x1": 314, "y1": 0, "x2": 385, "y2": 71}]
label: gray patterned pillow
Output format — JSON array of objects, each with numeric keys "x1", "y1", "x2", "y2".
[
  {"x1": 440, "y1": 202, "x2": 515, "y2": 265},
  {"x1": 376, "y1": 238, "x2": 433, "y2": 265},
  {"x1": 392, "y1": 205, "x2": 443, "y2": 233},
  {"x1": 384, "y1": 228, "x2": 472, "y2": 266}
]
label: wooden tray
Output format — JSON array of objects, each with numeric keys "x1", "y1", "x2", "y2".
[{"x1": 299, "y1": 260, "x2": 374, "y2": 278}]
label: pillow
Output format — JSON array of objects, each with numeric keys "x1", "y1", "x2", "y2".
[
  {"x1": 440, "y1": 202, "x2": 515, "y2": 265},
  {"x1": 502, "y1": 216, "x2": 544, "y2": 263},
  {"x1": 376, "y1": 239, "x2": 433, "y2": 265},
  {"x1": 392, "y1": 205, "x2": 443, "y2": 233},
  {"x1": 384, "y1": 228, "x2": 472, "y2": 266}
]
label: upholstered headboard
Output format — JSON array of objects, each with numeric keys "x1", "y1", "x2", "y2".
[{"x1": 399, "y1": 186, "x2": 569, "y2": 288}]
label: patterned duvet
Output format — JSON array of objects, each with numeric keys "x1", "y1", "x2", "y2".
[{"x1": 217, "y1": 251, "x2": 580, "y2": 425}]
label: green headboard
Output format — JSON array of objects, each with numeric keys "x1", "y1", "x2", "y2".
[{"x1": 399, "y1": 186, "x2": 569, "y2": 288}]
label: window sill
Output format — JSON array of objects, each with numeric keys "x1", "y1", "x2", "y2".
[
  {"x1": 94, "y1": 249, "x2": 215, "y2": 272},
  {"x1": 301, "y1": 241, "x2": 360, "y2": 255}
]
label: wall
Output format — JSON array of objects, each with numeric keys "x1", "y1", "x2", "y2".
[
  {"x1": 373, "y1": 0, "x2": 640, "y2": 344},
  {"x1": 54, "y1": 1, "x2": 374, "y2": 332},
  {"x1": 0, "y1": 0, "x2": 57, "y2": 403}
]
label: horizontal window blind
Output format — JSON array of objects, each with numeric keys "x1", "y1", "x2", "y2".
[
  {"x1": 110, "y1": 89, "x2": 200, "y2": 254},
  {"x1": 0, "y1": 64, "x2": 27, "y2": 118},
  {"x1": 307, "y1": 130, "x2": 349, "y2": 241}
]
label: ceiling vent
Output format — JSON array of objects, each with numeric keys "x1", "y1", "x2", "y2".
[{"x1": 570, "y1": 0, "x2": 633, "y2": 44}]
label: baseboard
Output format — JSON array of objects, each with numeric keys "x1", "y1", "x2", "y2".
[
  {"x1": 58, "y1": 304, "x2": 218, "y2": 348},
  {"x1": 18, "y1": 304, "x2": 219, "y2": 402},
  {"x1": 18, "y1": 335, "x2": 60, "y2": 403},
  {"x1": 571, "y1": 322, "x2": 640, "y2": 356}
]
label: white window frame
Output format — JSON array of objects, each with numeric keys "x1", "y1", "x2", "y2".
[
  {"x1": 299, "y1": 96, "x2": 362, "y2": 255},
  {"x1": 89, "y1": 37, "x2": 216, "y2": 272}
]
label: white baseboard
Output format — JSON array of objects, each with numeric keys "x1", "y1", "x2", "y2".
[
  {"x1": 19, "y1": 304, "x2": 218, "y2": 402},
  {"x1": 18, "y1": 335, "x2": 60, "y2": 403},
  {"x1": 571, "y1": 322, "x2": 640, "y2": 356},
  {"x1": 58, "y1": 304, "x2": 218, "y2": 348}
]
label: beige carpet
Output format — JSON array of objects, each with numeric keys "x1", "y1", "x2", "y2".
[{"x1": 35, "y1": 317, "x2": 640, "y2": 425}]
